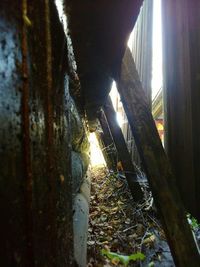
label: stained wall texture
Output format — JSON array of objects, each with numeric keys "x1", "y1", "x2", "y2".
[{"x1": 0, "y1": 0, "x2": 90, "y2": 266}]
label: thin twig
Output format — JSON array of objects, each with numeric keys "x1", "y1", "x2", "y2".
[{"x1": 122, "y1": 224, "x2": 137, "y2": 233}]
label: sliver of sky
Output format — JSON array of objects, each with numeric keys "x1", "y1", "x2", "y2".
[{"x1": 151, "y1": 0, "x2": 163, "y2": 99}]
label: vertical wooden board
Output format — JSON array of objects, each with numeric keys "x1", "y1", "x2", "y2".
[
  {"x1": 162, "y1": 0, "x2": 196, "y2": 216},
  {"x1": 187, "y1": 1, "x2": 200, "y2": 221},
  {"x1": 131, "y1": 0, "x2": 153, "y2": 107}
]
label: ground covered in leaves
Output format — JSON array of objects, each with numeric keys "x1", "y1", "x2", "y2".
[{"x1": 87, "y1": 166, "x2": 178, "y2": 267}]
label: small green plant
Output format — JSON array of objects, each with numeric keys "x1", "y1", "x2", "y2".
[
  {"x1": 187, "y1": 214, "x2": 200, "y2": 230},
  {"x1": 101, "y1": 249, "x2": 145, "y2": 266}
]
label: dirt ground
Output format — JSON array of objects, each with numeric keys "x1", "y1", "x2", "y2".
[
  {"x1": 88, "y1": 167, "x2": 175, "y2": 267},
  {"x1": 87, "y1": 166, "x2": 177, "y2": 267}
]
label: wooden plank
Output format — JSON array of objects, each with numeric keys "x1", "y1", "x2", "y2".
[
  {"x1": 162, "y1": 0, "x2": 196, "y2": 219},
  {"x1": 162, "y1": 0, "x2": 200, "y2": 221},
  {"x1": 116, "y1": 47, "x2": 200, "y2": 267},
  {"x1": 132, "y1": 0, "x2": 153, "y2": 107},
  {"x1": 188, "y1": 1, "x2": 200, "y2": 221},
  {"x1": 103, "y1": 97, "x2": 143, "y2": 201}
]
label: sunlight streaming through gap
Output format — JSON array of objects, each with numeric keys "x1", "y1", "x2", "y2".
[
  {"x1": 89, "y1": 133, "x2": 106, "y2": 167},
  {"x1": 109, "y1": 82, "x2": 125, "y2": 127},
  {"x1": 151, "y1": 0, "x2": 163, "y2": 99}
]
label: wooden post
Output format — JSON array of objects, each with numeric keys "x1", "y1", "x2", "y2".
[
  {"x1": 103, "y1": 97, "x2": 143, "y2": 201},
  {"x1": 116, "y1": 47, "x2": 200, "y2": 267}
]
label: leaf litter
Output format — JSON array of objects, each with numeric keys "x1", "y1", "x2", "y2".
[{"x1": 87, "y1": 166, "x2": 176, "y2": 267}]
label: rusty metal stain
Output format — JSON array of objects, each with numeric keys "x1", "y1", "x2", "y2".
[{"x1": 21, "y1": 0, "x2": 34, "y2": 265}]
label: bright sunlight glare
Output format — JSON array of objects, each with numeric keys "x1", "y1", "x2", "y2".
[
  {"x1": 151, "y1": 0, "x2": 163, "y2": 99},
  {"x1": 89, "y1": 133, "x2": 106, "y2": 167},
  {"x1": 109, "y1": 82, "x2": 125, "y2": 127}
]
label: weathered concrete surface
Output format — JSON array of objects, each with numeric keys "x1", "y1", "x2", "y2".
[
  {"x1": 72, "y1": 151, "x2": 90, "y2": 197},
  {"x1": 70, "y1": 94, "x2": 90, "y2": 199},
  {"x1": 80, "y1": 171, "x2": 91, "y2": 204},
  {"x1": 72, "y1": 151, "x2": 84, "y2": 195},
  {"x1": 70, "y1": 88, "x2": 91, "y2": 267},
  {"x1": 73, "y1": 193, "x2": 89, "y2": 267}
]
